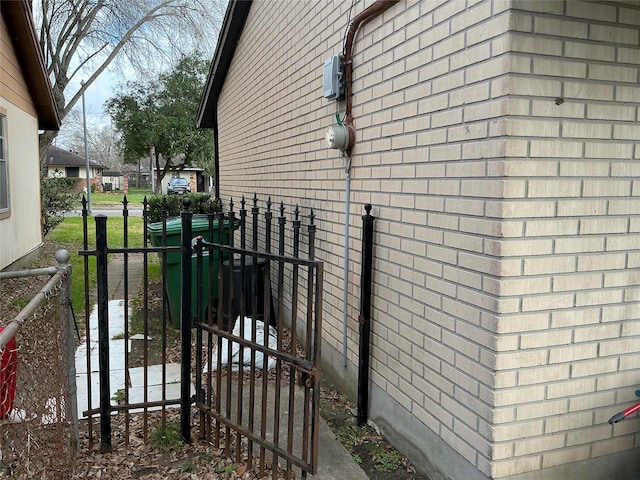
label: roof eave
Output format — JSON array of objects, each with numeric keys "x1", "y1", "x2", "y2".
[
  {"x1": 197, "y1": 0, "x2": 252, "y2": 128},
  {"x1": 1, "y1": 1, "x2": 61, "y2": 130}
]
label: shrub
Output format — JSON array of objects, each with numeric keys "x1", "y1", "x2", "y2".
[
  {"x1": 41, "y1": 176, "x2": 80, "y2": 236},
  {"x1": 146, "y1": 193, "x2": 220, "y2": 223}
]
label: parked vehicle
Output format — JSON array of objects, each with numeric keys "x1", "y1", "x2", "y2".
[{"x1": 167, "y1": 177, "x2": 191, "y2": 195}]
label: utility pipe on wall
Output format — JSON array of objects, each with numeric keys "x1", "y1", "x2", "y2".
[
  {"x1": 343, "y1": 0, "x2": 401, "y2": 157},
  {"x1": 342, "y1": 167, "x2": 351, "y2": 368},
  {"x1": 340, "y1": 0, "x2": 400, "y2": 368}
]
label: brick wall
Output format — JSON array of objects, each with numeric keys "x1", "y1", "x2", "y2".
[
  {"x1": 215, "y1": 1, "x2": 640, "y2": 478},
  {"x1": 487, "y1": 2, "x2": 640, "y2": 478}
]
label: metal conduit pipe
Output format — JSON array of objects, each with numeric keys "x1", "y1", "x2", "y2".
[
  {"x1": 340, "y1": 0, "x2": 400, "y2": 369},
  {"x1": 343, "y1": 0, "x2": 401, "y2": 157},
  {"x1": 342, "y1": 170, "x2": 351, "y2": 368}
]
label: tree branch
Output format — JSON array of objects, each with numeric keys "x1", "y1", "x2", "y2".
[
  {"x1": 37, "y1": 0, "x2": 224, "y2": 163},
  {"x1": 64, "y1": 2, "x2": 185, "y2": 114}
]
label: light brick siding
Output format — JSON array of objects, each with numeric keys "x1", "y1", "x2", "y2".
[{"x1": 215, "y1": 1, "x2": 640, "y2": 478}]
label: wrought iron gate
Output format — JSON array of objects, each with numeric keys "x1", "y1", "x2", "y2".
[
  {"x1": 81, "y1": 194, "x2": 323, "y2": 479},
  {"x1": 193, "y1": 197, "x2": 323, "y2": 479}
]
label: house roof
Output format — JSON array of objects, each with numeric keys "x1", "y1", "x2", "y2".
[
  {"x1": 152, "y1": 153, "x2": 203, "y2": 171},
  {"x1": 1, "y1": 1, "x2": 60, "y2": 130},
  {"x1": 197, "y1": 0, "x2": 252, "y2": 128},
  {"x1": 45, "y1": 145, "x2": 103, "y2": 168},
  {"x1": 123, "y1": 164, "x2": 150, "y2": 175}
]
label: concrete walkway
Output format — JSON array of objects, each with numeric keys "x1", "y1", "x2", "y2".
[
  {"x1": 107, "y1": 253, "x2": 144, "y2": 300},
  {"x1": 75, "y1": 251, "x2": 368, "y2": 479}
]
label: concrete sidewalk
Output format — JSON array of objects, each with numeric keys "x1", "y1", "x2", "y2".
[{"x1": 78, "y1": 251, "x2": 368, "y2": 479}]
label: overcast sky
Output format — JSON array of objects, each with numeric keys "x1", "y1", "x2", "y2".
[{"x1": 55, "y1": 61, "x2": 135, "y2": 151}]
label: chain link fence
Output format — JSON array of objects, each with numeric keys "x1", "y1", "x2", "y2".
[{"x1": 0, "y1": 251, "x2": 78, "y2": 479}]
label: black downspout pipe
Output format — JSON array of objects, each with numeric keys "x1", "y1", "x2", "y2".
[
  {"x1": 357, "y1": 204, "x2": 375, "y2": 426},
  {"x1": 180, "y1": 198, "x2": 193, "y2": 443}
]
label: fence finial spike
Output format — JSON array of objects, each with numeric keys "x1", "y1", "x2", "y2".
[{"x1": 279, "y1": 201, "x2": 285, "y2": 216}]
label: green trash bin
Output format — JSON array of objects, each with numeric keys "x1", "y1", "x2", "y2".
[{"x1": 147, "y1": 215, "x2": 236, "y2": 328}]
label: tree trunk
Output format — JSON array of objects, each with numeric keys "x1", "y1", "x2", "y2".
[{"x1": 155, "y1": 153, "x2": 166, "y2": 195}]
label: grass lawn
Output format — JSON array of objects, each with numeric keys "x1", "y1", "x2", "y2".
[
  {"x1": 89, "y1": 187, "x2": 157, "y2": 208},
  {"x1": 46, "y1": 215, "x2": 161, "y2": 320}
]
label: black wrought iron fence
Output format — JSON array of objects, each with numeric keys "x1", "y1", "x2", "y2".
[{"x1": 80, "y1": 193, "x2": 322, "y2": 480}]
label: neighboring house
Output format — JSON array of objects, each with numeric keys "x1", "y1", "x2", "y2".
[
  {"x1": 154, "y1": 155, "x2": 206, "y2": 195},
  {"x1": 0, "y1": 1, "x2": 60, "y2": 271},
  {"x1": 102, "y1": 170, "x2": 128, "y2": 193},
  {"x1": 198, "y1": 1, "x2": 640, "y2": 480},
  {"x1": 157, "y1": 169, "x2": 201, "y2": 196},
  {"x1": 123, "y1": 163, "x2": 151, "y2": 189},
  {"x1": 44, "y1": 145, "x2": 104, "y2": 193}
]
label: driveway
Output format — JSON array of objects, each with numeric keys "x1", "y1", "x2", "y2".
[{"x1": 66, "y1": 206, "x2": 144, "y2": 217}]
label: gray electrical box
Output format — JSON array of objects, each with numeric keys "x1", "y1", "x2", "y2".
[{"x1": 323, "y1": 55, "x2": 344, "y2": 101}]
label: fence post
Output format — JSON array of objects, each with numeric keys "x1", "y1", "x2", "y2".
[
  {"x1": 357, "y1": 204, "x2": 375, "y2": 426},
  {"x1": 56, "y1": 249, "x2": 80, "y2": 450},
  {"x1": 181, "y1": 199, "x2": 193, "y2": 443},
  {"x1": 95, "y1": 215, "x2": 112, "y2": 452}
]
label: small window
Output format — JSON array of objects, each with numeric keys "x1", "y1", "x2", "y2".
[
  {"x1": 67, "y1": 167, "x2": 79, "y2": 178},
  {"x1": 0, "y1": 115, "x2": 8, "y2": 213}
]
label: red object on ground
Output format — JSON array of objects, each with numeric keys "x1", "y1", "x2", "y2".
[{"x1": 0, "y1": 327, "x2": 18, "y2": 419}]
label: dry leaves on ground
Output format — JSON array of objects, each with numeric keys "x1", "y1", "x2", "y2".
[{"x1": 72, "y1": 409, "x2": 289, "y2": 480}]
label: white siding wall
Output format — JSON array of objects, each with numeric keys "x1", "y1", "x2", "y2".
[
  {"x1": 0, "y1": 10, "x2": 44, "y2": 270},
  {"x1": 215, "y1": 1, "x2": 640, "y2": 478},
  {"x1": 0, "y1": 102, "x2": 43, "y2": 269}
]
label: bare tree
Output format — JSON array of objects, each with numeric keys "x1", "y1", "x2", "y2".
[
  {"x1": 56, "y1": 109, "x2": 121, "y2": 169},
  {"x1": 34, "y1": 0, "x2": 226, "y2": 165}
]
